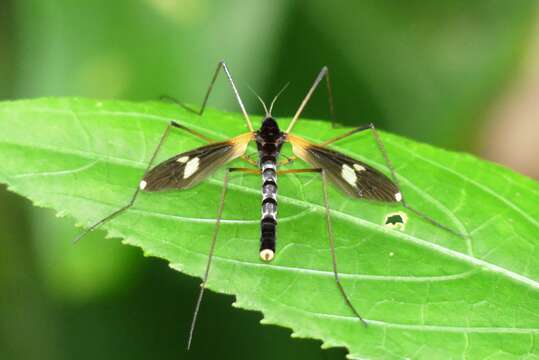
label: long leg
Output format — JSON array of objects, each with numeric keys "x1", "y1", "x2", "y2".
[
  {"x1": 320, "y1": 124, "x2": 372, "y2": 147},
  {"x1": 321, "y1": 123, "x2": 466, "y2": 237},
  {"x1": 187, "y1": 167, "x2": 258, "y2": 350},
  {"x1": 285, "y1": 66, "x2": 336, "y2": 133},
  {"x1": 162, "y1": 60, "x2": 254, "y2": 132},
  {"x1": 321, "y1": 169, "x2": 369, "y2": 326},
  {"x1": 240, "y1": 154, "x2": 258, "y2": 167},
  {"x1": 278, "y1": 167, "x2": 368, "y2": 326},
  {"x1": 172, "y1": 121, "x2": 214, "y2": 143},
  {"x1": 275, "y1": 153, "x2": 297, "y2": 167},
  {"x1": 74, "y1": 121, "x2": 192, "y2": 242}
]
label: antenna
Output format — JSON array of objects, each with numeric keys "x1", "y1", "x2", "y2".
[
  {"x1": 247, "y1": 85, "x2": 270, "y2": 117},
  {"x1": 268, "y1": 82, "x2": 290, "y2": 115}
]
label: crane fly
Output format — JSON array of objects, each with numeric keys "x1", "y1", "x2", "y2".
[{"x1": 74, "y1": 61, "x2": 465, "y2": 349}]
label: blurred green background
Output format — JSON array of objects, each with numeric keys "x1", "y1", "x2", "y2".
[{"x1": 1, "y1": 1, "x2": 538, "y2": 359}]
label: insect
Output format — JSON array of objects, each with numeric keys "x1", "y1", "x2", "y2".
[{"x1": 75, "y1": 61, "x2": 464, "y2": 349}]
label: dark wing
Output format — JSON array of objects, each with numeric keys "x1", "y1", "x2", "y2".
[
  {"x1": 141, "y1": 132, "x2": 252, "y2": 191},
  {"x1": 288, "y1": 134, "x2": 400, "y2": 202}
]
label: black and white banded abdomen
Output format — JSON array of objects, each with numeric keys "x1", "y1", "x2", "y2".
[{"x1": 260, "y1": 158, "x2": 278, "y2": 261}]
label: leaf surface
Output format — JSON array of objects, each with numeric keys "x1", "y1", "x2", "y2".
[{"x1": 0, "y1": 98, "x2": 538, "y2": 359}]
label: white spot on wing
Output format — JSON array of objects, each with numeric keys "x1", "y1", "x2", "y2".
[
  {"x1": 395, "y1": 192, "x2": 402, "y2": 202},
  {"x1": 341, "y1": 164, "x2": 357, "y2": 187},
  {"x1": 176, "y1": 156, "x2": 189, "y2": 163},
  {"x1": 139, "y1": 180, "x2": 147, "y2": 190},
  {"x1": 353, "y1": 164, "x2": 366, "y2": 172},
  {"x1": 183, "y1": 157, "x2": 200, "y2": 179}
]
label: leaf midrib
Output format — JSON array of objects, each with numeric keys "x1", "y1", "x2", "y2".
[
  {"x1": 389, "y1": 140, "x2": 538, "y2": 228},
  {"x1": 51, "y1": 185, "x2": 478, "y2": 283}
]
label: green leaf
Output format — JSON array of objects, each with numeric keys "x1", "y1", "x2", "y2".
[{"x1": 0, "y1": 98, "x2": 538, "y2": 359}]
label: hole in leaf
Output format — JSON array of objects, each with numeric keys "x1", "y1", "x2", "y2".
[{"x1": 384, "y1": 211, "x2": 408, "y2": 230}]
